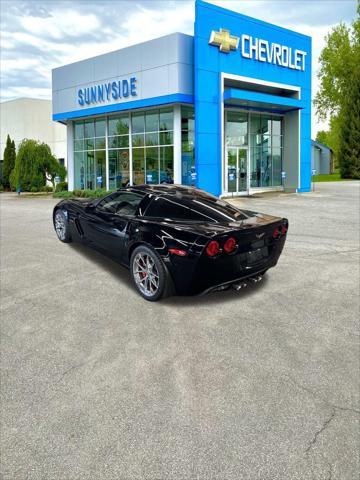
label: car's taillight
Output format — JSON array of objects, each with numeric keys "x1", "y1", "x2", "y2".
[
  {"x1": 206, "y1": 240, "x2": 220, "y2": 257},
  {"x1": 223, "y1": 236, "x2": 237, "y2": 254},
  {"x1": 273, "y1": 227, "x2": 281, "y2": 239},
  {"x1": 169, "y1": 248, "x2": 187, "y2": 257},
  {"x1": 273, "y1": 224, "x2": 288, "y2": 239}
]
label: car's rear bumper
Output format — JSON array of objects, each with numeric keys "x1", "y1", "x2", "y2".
[
  {"x1": 166, "y1": 235, "x2": 286, "y2": 296},
  {"x1": 199, "y1": 264, "x2": 273, "y2": 295}
]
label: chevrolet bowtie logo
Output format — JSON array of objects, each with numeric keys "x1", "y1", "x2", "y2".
[{"x1": 209, "y1": 28, "x2": 239, "y2": 53}]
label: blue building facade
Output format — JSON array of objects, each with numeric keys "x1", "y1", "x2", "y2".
[{"x1": 52, "y1": 0, "x2": 311, "y2": 196}]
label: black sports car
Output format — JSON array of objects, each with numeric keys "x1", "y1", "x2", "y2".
[{"x1": 53, "y1": 185, "x2": 288, "y2": 301}]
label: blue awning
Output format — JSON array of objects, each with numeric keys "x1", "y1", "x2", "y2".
[{"x1": 224, "y1": 88, "x2": 303, "y2": 112}]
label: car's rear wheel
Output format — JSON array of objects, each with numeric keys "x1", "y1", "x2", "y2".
[
  {"x1": 130, "y1": 245, "x2": 171, "y2": 301},
  {"x1": 54, "y1": 209, "x2": 72, "y2": 243}
]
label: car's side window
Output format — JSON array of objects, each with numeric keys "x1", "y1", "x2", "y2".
[{"x1": 96, "y1": 192, "x2": 144, "y2": 216}]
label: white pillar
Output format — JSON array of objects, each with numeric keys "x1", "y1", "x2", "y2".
[
  {"x1": 66, "y1": 121, "x2": 74, "y2": 191},
  {"x1": 173, "y1": 104, "x2": 182, "y2": 185}
]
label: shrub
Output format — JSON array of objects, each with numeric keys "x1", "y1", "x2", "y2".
[
  {"x1": 53, "y1": 190, "x2": 74, "y2": 199},
  {"x1": 53, "y1": 189, "x2": 116, "y2": 199},
  {"x1": 30, "y1": 186, "x2": 39, "y2": 193},
  {"x1": 73, "y1": 189, "x2": 86, "y2": 198},
  {"x1": 73, "y1": 188, "x2": 113, "y2": 198},
  {"x1": 0, "y1": 184, "x2": 4, "y2": 192},
  {"x1": 41, "y1": 185, "x2": 53, "y2": 192},
  {"x1": 55, "y1": 181, "x2": 68, "y2": 192}
]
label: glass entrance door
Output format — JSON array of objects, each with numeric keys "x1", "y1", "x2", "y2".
[
  {"x1": 227, "y1": 148, "x2": 237, "y2": 193},
  {"x1": 225, "y1": 147, "x2": 249, "y2": 195},
  {"x1": 238, "y1": 148, "x2": 247, "y2": 192}
]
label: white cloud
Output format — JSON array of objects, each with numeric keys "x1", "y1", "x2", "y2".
[
  {"x1": 122, "y1": 3, "x2": 194, "y2": 42},
  {"x1": 19, "y1": 10, "x2": 101, "y2": 40},
  {"x1": 2, "y1": 58, "x2": 43, "y2": 72}
]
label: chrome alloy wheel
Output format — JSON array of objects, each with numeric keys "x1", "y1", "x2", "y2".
[
  {"x1": 55, "y1": 211, "x2": 66, "y2": 241},
  {"x1": 133, "y1": 252, "x2": 160, "y2": 297}
]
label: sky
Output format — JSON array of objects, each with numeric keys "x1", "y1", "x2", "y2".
[{"x1": 0, "y1": 0, "x2": 357, "y2": 137}]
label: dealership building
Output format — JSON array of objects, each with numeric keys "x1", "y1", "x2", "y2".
[{"x1": 52, "y1": 0, "x2": 311, "y2": 197}]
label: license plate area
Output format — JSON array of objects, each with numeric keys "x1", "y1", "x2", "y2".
[
  {"x1": 251, "y1": 238, "x2": 265, "y2": 249},
  {"x1": 246, "y1": 246, "x2": 269, "y2": 264}
]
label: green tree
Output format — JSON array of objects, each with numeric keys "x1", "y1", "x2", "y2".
[
  {"x1": 10, "y1": 139, "x2": 67, "y2": 191},
  {"x1": 37, "y1": 142, "x2": 67, "y2": 190},
  {"x1": 2, "y1": 134, "x2": 16, "y2": 188},
  {"x1": 10, "y1": 139, "x2": 45, "y2": 191},
  {"x1": 314, "y1": 23, "x2": 354, "y2": 119},
  {"x1": 337, "y1": 64, "x2": 360, "y2": 179},
  {"x1": 314, "y1": 3, "x2": 360, "y2": 177},
  {"x1": 316, "y1": 131, "x2": 329, "y2": 146}
]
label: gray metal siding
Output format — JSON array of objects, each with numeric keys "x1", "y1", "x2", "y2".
[
  {"x1": 52, "y1": 33, "x2": 194, "y2": 116},
  {"x1": 311, "y1": 141, "x2": 332, "y2": 175}
]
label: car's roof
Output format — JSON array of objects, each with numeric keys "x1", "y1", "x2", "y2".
[
  {"x1": 122, "y1": 184, "x2": 255, "y2": 222},
  {"x1": 128, "y1": 184, "x2": 197, "y2": 194},
  {"x1": 124, "y1": 184, "x2": 216, "y2": 199}
]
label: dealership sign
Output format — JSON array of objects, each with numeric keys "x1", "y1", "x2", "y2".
[
  {"x1": 209, "y1": 29, "x2": 307, "y2": 71},
  {"x1": 78, "y1": 76, "x2": 137, "y2": 106}
]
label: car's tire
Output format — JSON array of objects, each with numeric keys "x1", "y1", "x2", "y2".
[
  {"x1": 130, "y1": 245, "x2": 172, "y2": 301},
  {"x1": 54, "y1": 209, "x2": 72, "y2": 243}
]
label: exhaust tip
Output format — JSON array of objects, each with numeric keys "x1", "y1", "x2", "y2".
[
  {"x1": 250, "y1": 275, "x2": 263, "y2": 283},
  {"x1": 232, "y1": 275, "x2": 263, "y2": 290},
  {"x1": 232, "y1": 281, "x2": 248, "y2": 291}
]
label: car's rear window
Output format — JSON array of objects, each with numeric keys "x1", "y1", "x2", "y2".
[
  {"x1": 144, "y1": 194, "x2": 251, "y2": 222},
  {"x1": 144, "y1": 197, "x2": 210, "y2": 221}
]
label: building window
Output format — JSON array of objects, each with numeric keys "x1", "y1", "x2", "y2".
[
  {"x1": 108, "y1": 113, "x2": 130, "y2": 189},
  {"x1": 181, "y1": 106, "x2": 195, "y2": 185},
  {"x1": 73, "y1": 118, "x2": 106, "y2": 190},
  {"x1": 108, "y1": 114, "x2": 129, "y2": 149},
  {"x1": 226, "y1": 111, "x2": 248, "y2": 146},
  {"x1": 73, "y1": 107, "x2": 174, "y2": 191},
  {"x1": 130, "y1": 107, "x2": 174, "y2": 186}
]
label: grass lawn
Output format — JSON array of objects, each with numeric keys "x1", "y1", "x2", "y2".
[{"x1": 312, "y1": 173, "x2": 355, "y2": 182}]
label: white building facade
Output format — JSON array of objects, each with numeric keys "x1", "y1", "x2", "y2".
[{"x1": 0, "y1": 98, "x2": 67, "y2": 166}]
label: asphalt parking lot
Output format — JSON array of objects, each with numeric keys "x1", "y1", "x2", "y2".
[{"x1": 1, "y1": 181, "x2": 359, "y2": 480}]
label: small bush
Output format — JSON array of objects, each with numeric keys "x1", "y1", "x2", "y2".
[
  {"x1": 55, "y1": 181, "x2": 68, "y2": 192},
  {"x1": 73, "y1": 189, "x2": 87, "y2": 198},
  {"x1": 0, "y1": 184, "x2": 4, "y2": 192},
  {"x1": 53, "y1": 190, "x2": 74, "y2": 199},
  {"x1": 53, "y1": 188, "x2": 116, "y2": 200},
  {"x1": 73, "y1": 188, "x2": 114, "y2": 198},
  {"x1": 30, "y1": 186, "x2": 38, "y2": 193},
  {"x1": 41, "y1": 185, "x2": 53, "y2": 192}
]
